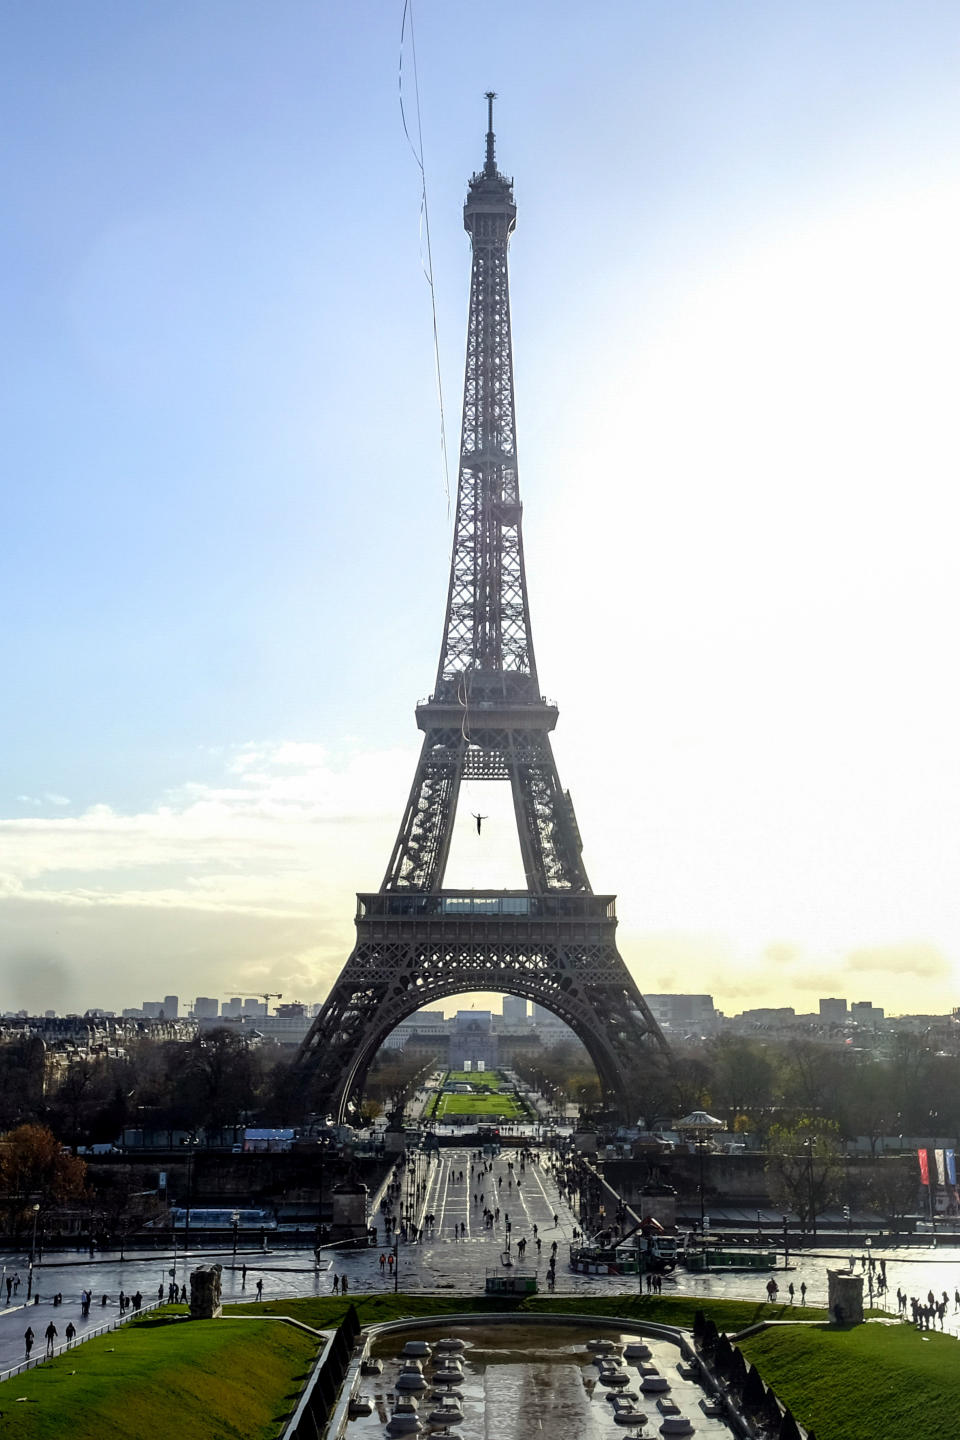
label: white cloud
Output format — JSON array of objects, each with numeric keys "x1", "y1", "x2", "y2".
[{"x1": 0, "y1": 740, "x2": 417, "y2": 1012}]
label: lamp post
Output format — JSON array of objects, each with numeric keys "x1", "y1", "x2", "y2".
[
  {"x1": 181, "y1": 1134, "x2": 199, "y2": 1256},
  {"x1": 232, "y1": 1210, "x2": 240, "y2": 1262},
  {"x1": 803, "y1": 1138, "x2": 817, "y2": 1240},
  {"x1": 782, "y1": 1214, "x2": 789, "y2": 1270},
  {"x1": 26, "y1": 1204, "x2": 40, "y2": 1301}
]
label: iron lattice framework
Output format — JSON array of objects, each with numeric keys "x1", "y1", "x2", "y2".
[{"x1": 297, "y1": 98, "x2": 669, "y2": 1120}]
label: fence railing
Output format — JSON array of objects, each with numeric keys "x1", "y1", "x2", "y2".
[
  {"x1": 0, "y1": 1295, "x2": 165, "y2": 1384},
  {"x1": 282, "y1": 1304, "x2": 360, "y2": 1440}
]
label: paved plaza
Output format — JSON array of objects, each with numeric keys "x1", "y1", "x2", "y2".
[{"x1": 2, "y1": 1146, "x2": 960, "y2": 1376}]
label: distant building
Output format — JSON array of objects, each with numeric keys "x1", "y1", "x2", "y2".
[
  {"x1": 222, "y1": 997, "x2": 243, "y2": 1018},
  {"x1": 819, "y1": 998, "x2": 848, "y2": 1023},
  {"x1": 450, "y1": 1011, "x2": 498, "y2": 1070},
  {"x1": 383, "y1": 1009, "x2": 448, "y2": 1051},
  {"x1": 646, "y1": 995, "x2": 718, "y2": 1031},
  {"x1": 242, "y1": 999, "x2": 267, "y2": 1017},
  {"x1": 163, "y1": 995, "x2": 179, "y2": 1019},
  {"x1": 851, "y1": 1001, "x2": 885, "y2": 1027},
  {"x1": 142, "y1": 1001, "x2": 164, "y2": 1019},
  {"x1": 193, "y1": 997, "x2": 219, "y2": 1019},
  {"x1": 739, "y1": 1007, "x2": 796, "y2": 1025},
  {"x1": 501, "y1": 996, "x2": 528, "y2": 1025}
]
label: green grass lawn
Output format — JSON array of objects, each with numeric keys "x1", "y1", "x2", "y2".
[
  {"x1": 738, "y1": 1320, "x2": 960, "y2": 1440},
  {"x1": 435, "y1": 1093, "x2": 525, "y2": 1117},
  {"x1": 0, "y1": 1309, "x2": 318, "y2": 1440}
]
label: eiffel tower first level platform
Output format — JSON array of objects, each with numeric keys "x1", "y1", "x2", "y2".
[{"x1": 295, "y1": 97, "x2": 669, "y2": 1122}]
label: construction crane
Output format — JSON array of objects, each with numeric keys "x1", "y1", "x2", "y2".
[{"x1": 229, "y1": 990, "x2": 283, "y2": 1013}]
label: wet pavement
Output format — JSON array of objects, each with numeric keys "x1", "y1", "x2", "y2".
[
  {"x1": 2, "y1": 1147, "x2": 960, "y2": 1375},
  {"x1": 353, "y1": 1321, "x2": 734, "y2": 1439}
]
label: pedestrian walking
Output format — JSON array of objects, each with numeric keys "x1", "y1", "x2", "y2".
[
  {"x1": 788, "y1": 1283, "x2": 795, "y2": 1305},
  {"x1": 800, "y1": 1281, "x2": 807, "y2": 1306},
  {"x1": 256, "y1": 1278, "x2": 263, "y2": 1300},
  {"x1": 44, "y1": 1321, "x2": 58, "y2": 1357},
  {"x1": 65, "y1": 1322, "x2": 76, "y2": 1347},
  {"x1": 24, "y1": 1326, "x2": 34, "y2": 1359},
  {"x1": 342, "y1": 1275, "x2": 349, "y2": 1295},
  {"x1": 333, "y1": 1274, "x2": 340, "y2": 1293}
]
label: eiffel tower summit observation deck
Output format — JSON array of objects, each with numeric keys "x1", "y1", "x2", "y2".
[{"x1": 296, "y1": 96, "x2": 669, "y2": 1122}]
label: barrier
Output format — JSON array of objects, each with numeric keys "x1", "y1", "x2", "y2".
[{"x1": 0, "y1": 1296, "x2": 166, "y2": 1384}]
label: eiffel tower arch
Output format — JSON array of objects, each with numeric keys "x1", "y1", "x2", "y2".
[{"x1": 296, "y1": 97, "x2": 669, "y2": 1121}]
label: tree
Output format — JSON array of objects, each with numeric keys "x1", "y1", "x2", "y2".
[
  {"x1": 173, "y1": 1029, "x2": 262, "y2": 1134},
  {"x1": 93, "y1": 1167, "x2": 164, "y2": 1255},
  {"x1": 765, "y1": 1117, "x2": 843, "y2": 1230},
  {"x1": 708, "y1": 1037, "x2": 775, "y2": 1124},
  {"x1": 863, "y1": 1158, "x2": 922, "y2": 1231},
  {"x1": 0, "y1": 1123, "x2": 88, "y2": 1228}
]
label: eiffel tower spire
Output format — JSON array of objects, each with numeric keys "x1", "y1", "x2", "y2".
[
  {"x1": 295, "y1": 103, "x2": 669, "y2": 1121},
  {"x1": 382, "y1": 100, "x2": 585, "y2": 895}
]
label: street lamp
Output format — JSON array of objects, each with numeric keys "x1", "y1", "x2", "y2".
[
  {"x1": 696, "y1": 1139, "x2": 707, "y2": 1237},
  {"x1": 802, "y1": 1138, "x2": 817, "y2": 1240},
  {"x1": 782, "y1": 1214, "x2": 789, "y2": 1271},
  {"x1": 232, "y1": 1210, "x2": 240, "y2": 1262},
  {"x1": 26, "y1": 1204, "x2": 40, "y2": 1301},
  {"x1": 181, "y1": 1135, "x2": 200, "y2": 1254}
]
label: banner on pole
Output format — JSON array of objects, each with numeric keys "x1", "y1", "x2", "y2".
[
  {"x1": 946, "y1": 1150, "x2": 957, "y2": 1186},
  {"x1": 918, "y1": 1148, "x2": 930, "y2": 1186},
  {"x1": 936, "y1": 1149, "x2": 947, "y2": 1187}
]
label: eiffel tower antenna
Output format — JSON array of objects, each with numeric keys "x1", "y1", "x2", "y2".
[{"x1": 296, "y1": 99, "x2": 669, "y2": 1120}]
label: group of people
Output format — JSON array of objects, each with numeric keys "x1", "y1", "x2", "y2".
[
  {"x1": 4, "y1": 1273, "x2": 22, "y2": 1303},
  {"x1": 899, "y1": 1287, "x2": 959, "y2": 1330},
  {"x1": 23, "y1": 1321, "x2": 74, "y2": 1359}
]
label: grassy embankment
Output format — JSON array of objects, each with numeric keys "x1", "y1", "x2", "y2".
[
  {"x1": 737, "y1": 1321, "x2": 960, "y2": 1440},
  {"x1": 0, "y1": 1310, "x2": 317, "y2": 1440}
]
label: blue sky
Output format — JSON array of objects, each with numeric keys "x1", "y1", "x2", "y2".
[{"x1": 2, "y1": 2, "x2": 959, "y2": 1017}]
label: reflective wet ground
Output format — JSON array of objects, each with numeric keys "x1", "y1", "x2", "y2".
[{"x1": 348, "y1": 1323, "x2": 734, "y2": 1439}]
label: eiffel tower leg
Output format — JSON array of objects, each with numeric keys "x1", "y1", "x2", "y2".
[{"x1": 381, "y1": 730, "x2": 464, "y2": 892}]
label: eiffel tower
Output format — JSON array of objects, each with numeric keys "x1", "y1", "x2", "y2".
[{"x1": 296, "y1": 97, "x2": 669, "y2": 1121}]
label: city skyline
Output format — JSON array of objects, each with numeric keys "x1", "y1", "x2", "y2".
[{"x1": 2, "y1": 3, "x2": 960, "y2": 1019}]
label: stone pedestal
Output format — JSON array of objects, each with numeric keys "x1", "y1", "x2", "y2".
[
  {"x1": 189, "y1": 1263, "x2": 223, "y2": 1319},
  {"x1": 332, "y1": 1181, "x2": 369, "y2": 1240},
  {"x1": 827, "y1": 1268, "x2": 863, "y2": 1325},
  {"x1": 573, "y1": 1131, "x2": 598, "y2": 1155}
]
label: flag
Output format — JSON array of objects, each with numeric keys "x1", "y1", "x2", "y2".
[
  {"x1": 936, "y1": 1150, "x2": 947, "y2": 1187},
  {"x1": 918, "y1": 1148, "x2": 930, "y2": 1185},
  {"x1": 947, "y1": 1150, "x2": 957, "y2": 1186}
]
